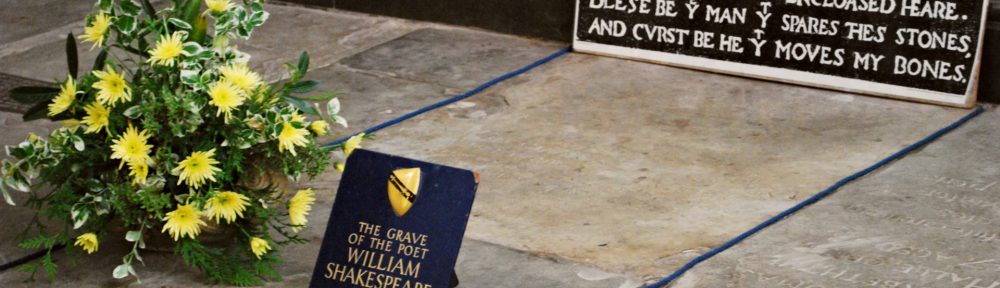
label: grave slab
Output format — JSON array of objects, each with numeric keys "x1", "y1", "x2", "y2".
[
  {"x1": 0, "y1": 36, "x2": 102, "y2": 83},
  {"x1": 239, "y1": 4, "x2": 425, "y2": 82},
  {"x1": 339, "y1": 28, "x2": 565, "y2": 90},
  {"x1": 0, "y1": 0, "x2": 93, "y2": 45},
  {"x1": 302, "y1": 65, "x2": 457, "y2": 143},
  {"x1": 360, "y1": 53, "x2": 977, "y2": 278},
  {"x1": 0, "y1": 113, "x2": 61, "y2": 269},
  {"x1": 673, "y1": 107, "x2": 1000, "y2": 287}
]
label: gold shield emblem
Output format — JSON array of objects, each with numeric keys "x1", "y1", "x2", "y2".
[{"x1": 388, "y1": 168, "x2": 421, "y2": 216}]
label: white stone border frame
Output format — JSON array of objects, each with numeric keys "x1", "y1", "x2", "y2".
[{"x1": 572, "y1": 0, "x2": 990, "y2": 108}]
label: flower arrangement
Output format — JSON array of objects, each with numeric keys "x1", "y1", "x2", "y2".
[{"x1": 2, "y1": 0, "x2": 363, "y2": 285}]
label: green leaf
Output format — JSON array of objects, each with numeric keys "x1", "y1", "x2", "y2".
[
  {"x1": 327, "y1": 97, "x2": 341, "y2": 115},
  {"x1": 123, "y1": 105, "x2": 143, "y2": 119},
  {"x1": 41, "y1": 254, "x2": 56, "y2": 280},
  {"x1": 93, "y1": 49, "x2": 108, "y2": 71},
  {"x1": 332, "y1": 115, "x2": 348, "y2": 128},
  {"x1": 10, "y1": 86, "x2": 58, "y2": 104},
  {"x1": 120, "y1": 0, "x2": 142, "y2": 16},
  {"x1": 168, "y1": 18, "x2": 193, "y2": 30},
  {"x1": 141, "y1": 0, "x2": 157, "y2": 18},
  {"x1": 66, "y1": 33, "x2": 78, "y2": 79},
  {"x1": 297, "y1": 51, "x2": 310, "y2": 75},
  {"x1": 125, "y1": 231, "x2": 141, "y2": 242},
  {"x1": 0, "y1": 180, "x2": 13, "y2": 206},
  {"x1": 116, "y1": 15, "x2": 138, "y2": 34},
  {"x1": 287, "y1": 80, "x2": 318, "y2": 94},
  {"x1": 289, "y1": 92, "x2": 336, "y2": 101},
  {"x1": 112, "y1": 263, "x2": 130, "y2": 279},
  {"x1": 282, "y1": 96, "x2": 319, "y2": 115},
  {"x1": 23, "y1": 102, "x2": 50, "y2": 121}
]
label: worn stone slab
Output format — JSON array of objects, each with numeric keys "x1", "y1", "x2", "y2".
[
  {"x1": 303, "y1": 65, "x2": 459, "y2": 144},
  {"x1": 0, "y1": 74, "x2": 50, "y2": 113},
  {"x1": 0, "y1": 112, "x2": 61, "y2": 268},
  {"x1": 0, "y1": 0, "x2": 93, "y2": 45},
  {"x1": 0, "y1": 36, "x2": 102, "y2": 83},
  {"x1": 673, "y1": 108, "x2": 1000, "y2": 287},
  {"x1": 339, "y1": 28, "x2": 565, "y2": 90},
  {"x1": 241, "y1": 4, "x2": 425, "y2": 82},
  {"x1": 360, "y1": 53, "x2": 976, "y2": 278},
  {"x1": 0, "y1": 176, "x2": 628, "y2": 287}
]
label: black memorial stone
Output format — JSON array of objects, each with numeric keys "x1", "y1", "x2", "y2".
[{"x1": 575, "y1": 0, "x2": 990, "y2": 106}]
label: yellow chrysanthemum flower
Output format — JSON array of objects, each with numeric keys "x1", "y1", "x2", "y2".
[
  {"x1": 205, "y1": 191, "x2": 250, "y2": 224},
  {"x1": 343, "y1": 133, "x2": 365, "y2": 157},
  {"x1": 334, "y1": 163, "x2": 345, "y2": 173},
  {"x1": 290, "y1": 111, "x2": 307, "y2": 124},
  {"x1": 218, "y1": 64, "x2": 261, "y2": 93},
  {"x1": 250, "y1": 237, "x2": 271, "y2": 259},
  {"x1": 308, "y1": 120, "x2": 329, "y2": 136},
  {"x1": 171, "y1": 149, "x2": 221, "y2": 189},
  {"x1": 80, "y1": 13, "x2": 112, "y2": 49},
  {"x1": 208, "y1": 80, "x2": 245, "y2": 121},
  {"x1": 147, "y1": 32, "x2": 185, "y2": 67},
  {"x1": 205, "y1": 0, "x2": 233, "y2": 14},
  {"x1": 110, "y1": 124, "x2": 153, "y2": 168},
  {"x1": 92, "y1": 66, "x2": 132, "y2": 107},
  {"x1": 75, "y1": 233, "x2": 99, "y2": 254},
  {"x1": 48, "y1": 76, "x2": 77, "y2": 116},
  {"x1": 162, "y1": 203, "x2": 206, "y2": 241},
  {"x1": 81, "y1": 102, "x2": 110, "y2": 134},
  {"x1": 288, "y1": 188, "x2": 315, "y2": 232},
  {"x1": 128, "y1": 160, "x2": 149, "y2": 184},
  {"x1": 277, "y1": 122, "x2": 309, "y2": 156},
  {"x1": 61, "y1": 119, "x2": 83, "y2": 129}
]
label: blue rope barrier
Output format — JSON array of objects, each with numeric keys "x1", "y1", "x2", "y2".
[
  {"x1": 323, "y1": 47, "x2": 572, "y2": 147},
  {"x1": 646, "y1": 105, "x2": 986, "y2": 288}
]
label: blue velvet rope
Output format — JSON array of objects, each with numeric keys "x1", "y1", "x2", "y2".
[
  {"x1": 323, "y1": 47, "x2": 572, "y2": 147},
  {"x1": 646, "y1": 105, "x2": 986, "y2": 288}
]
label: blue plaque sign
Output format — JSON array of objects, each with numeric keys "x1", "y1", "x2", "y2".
[{"x1": 310, "y1": 149, "x2": 478, "y2": 288}]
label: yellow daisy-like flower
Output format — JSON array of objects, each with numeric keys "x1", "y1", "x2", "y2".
[
  {"x1": 277, "y1": 122, "x2": 309, "y2": 156},
  {"x1": 249, "y1": 237, "x2": 271, "y2": 259},
  {"x1": 218, "y1": 64, "x2": 262, "y2": 93},
  {"x1": 80, "y1": 13, "x2": 112, "y2": 49},
  {"x1": 128, "y1": 160, "x2": 149, "y2": 184},
  {"x1": 208, "y1": 80, "x2": 245, "y2": 121},
  {"x1": 147, "y1": 32, "x2": 185, "y2": 67},
  {"x1": 343, "y1": 133, "x2": 365, "y2": 157},
  {"x1": 290, "y1": 111, "x2": 307, "y2": 124},
  {"x1": 162, "y1": 203, "x2": 206, "y2": 241},
  {"x1": 205, "y1": 0, "x2": 233, "y2": 14},
  {"x1": 110, "y1": 124, "x2": 153, "y2": 168},
  {"x1": 61, "y1": 119, "x2": 83, "y2": 129},
  {"x1": 81, "y1": 102, "x2": 110, "y2": 134},
  {"x1": 48, "y1": 76, "x2": 77, "y2": 116},
  {"x1": 334, "y1": 163, "x2": 345, "y2": 173},
  {"x1": 288, "y1": 188, "x2": 315, "y2": 232},
  {"x1": 92, "y1": 66, "x2": 132, "y2": 107},
  {"x1": 171, "y1": 149, "x2": 221, "y2": 189},
  {"x1": 205, "y1": 191, "x2": 250, "y2": 224},
  {"x1": 308, "y1": 120, "x2": 329, "y2": 136},
  {"x1": 74, "y1": 233, "x2": 99, "y2": 254}
]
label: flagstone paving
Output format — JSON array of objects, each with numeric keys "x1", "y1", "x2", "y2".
[
  {"x1": 0, "y1": 1, "x2": 625, "y2": 287},
  {"x1": 360, "y1": 51, "x2": 976, "y2": 279},
  {"x1": 672, "y1": 108, "x2": 1000, "y2": 287},
  {"x1": 0, "y1": 0, "x2": 93, "y2": 45},
  {"x1": 1, "y1": 0, "x2": 996, "y2": 287}
]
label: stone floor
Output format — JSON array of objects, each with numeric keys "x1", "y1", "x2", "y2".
[{"x1": 0, "y1": 1, "x2": 996, "y2": 287}]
